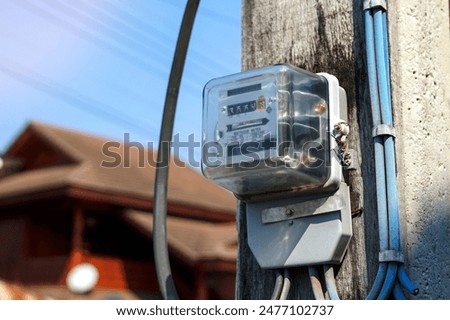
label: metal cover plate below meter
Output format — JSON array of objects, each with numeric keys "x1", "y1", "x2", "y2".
[{"x1": 246, "y1": 183, "x2": 352, "y2": 268}]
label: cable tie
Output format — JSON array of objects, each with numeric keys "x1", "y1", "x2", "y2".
[
  {"x1": 379, "y1": 250, "x2": 404, "y2": 263},
  {"x1": 363, "y1": 0, "x2": 387, "y2": 11},
  {"x1": 372, "y1": 124, "x2": 396, "y2": 138}
]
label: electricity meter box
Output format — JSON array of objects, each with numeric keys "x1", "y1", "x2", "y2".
[
  {"x1": 202, "y1": 64, "x2": 352, "y2": 268},
  {"x1": 202, "y1": 64, "x2": 346, "y2": 199}
]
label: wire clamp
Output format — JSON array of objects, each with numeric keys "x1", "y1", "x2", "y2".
[
  {"x1": 363, "y1": 0, "x2": 387, "y2": 11},
  {"x1": 333, "y1": 121, "x2": 353, "y2": 167},
  {"x1": 379, "y1": 250, "x2": 404, "y2": 263},
  {"x1": 372, "y1": 124, "x2": 396, "y2": 139}
]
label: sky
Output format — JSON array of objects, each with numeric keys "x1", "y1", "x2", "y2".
[{"x1": 0, "y1": 0, "x2": 241, "y2": 165}]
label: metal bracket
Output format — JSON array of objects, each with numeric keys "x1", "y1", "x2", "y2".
[
  {"x1": 363, "y1": 0, "x2": 387, "y2": 11},
  {"x1": 372, "y1": 124, "x2": 396, "y2": 139},
  {"x1": 262, "y1": 184, "x2": 349, "y2": 224},
  {"x1": 379, "y1": 250, "x2": 405, "y2": 263}
]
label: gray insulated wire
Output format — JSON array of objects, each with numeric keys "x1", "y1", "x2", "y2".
[
  {"x1": 279, "y1": 269, "x2": 291, "y2": 300},
  {"x1": 308, "y1": 266, "x2": 325, "y2": 300},
  {"x1": 323, "y1": 265, "x2": 340, "y2": 300},
  {"x1": 153, "y1": 0, "x2": 200, "y2": 300},
  {"x1": 270, "y1": 270, "x2": 284, "y2": 300}
]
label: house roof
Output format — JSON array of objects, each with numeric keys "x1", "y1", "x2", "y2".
[
  {"x1": 0, "y1": 122, "x2": 236, "y2": 219},
  {"x1": 123, "y1": 210, "x2": 237, "y2": 265}
]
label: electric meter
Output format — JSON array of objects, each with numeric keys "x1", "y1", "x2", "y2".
[
  {"x1": 202, "y1": 64, "x2": 346, "y2": 199},
  {"x1": 202, "y1": 64, "x2": 352, "y2": 268}
]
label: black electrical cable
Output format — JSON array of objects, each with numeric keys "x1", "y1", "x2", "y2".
[{"x1": 153, "y1": 0, "x2": 200, "y2": 300}]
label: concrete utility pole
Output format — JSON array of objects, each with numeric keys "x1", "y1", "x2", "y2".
[{"x1": 237, "y1": 0, "x2": 450, "y2": 299}]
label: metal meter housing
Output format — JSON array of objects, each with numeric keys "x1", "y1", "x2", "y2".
[{"x1": 202, "y1": 64, "x2": 343, "y2": 199}]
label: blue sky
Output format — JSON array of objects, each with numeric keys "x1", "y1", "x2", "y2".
[{"x1": 0, "y1": 0, "x2": 241, "y2": 163}]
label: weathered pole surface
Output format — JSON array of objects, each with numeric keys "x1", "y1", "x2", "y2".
[
  {"x1": 237, "y1": 0, "x2": 450, "y2": 300},
  {"x1": 237, "y1": 0, "x2": 372, "y2": 300},
  {"x1": 388, "y1": 0, "x2": 450, "y2": 299}
]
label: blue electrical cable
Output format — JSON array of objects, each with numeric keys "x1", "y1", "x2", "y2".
[
  {"x1": 374, "y1": 9, "x2": 392, "y2": 125},
  {"x1": 382, "y1": 12, "x2": 391, "y2": 97},
  {"x1": 373, "y1": 7, "x2": 400, "y2": 300},
  {"x1": 378, "y1": 263, "x2": 398, "y2": 299},
  {"x1": 380, "y1": 15, "x2": 420, "y2": 297},
  {"x1": 398, "y1": 264, "x2": 419, "y2": 295},
  {"x1": 363, "y1": 4, "x2": 418, "y2": 299},
  {"x1": 364, "y1": 9, "x2": 389, "y2": 300},
  {"x1": 307, "y1": 3, "x2": 418, "y2": 301},
  {"x1": 367, "y1": 139, "x2": 390, "y2": 299},
  {"x1": 393, "y1": 282, "x2": 406, "y2": 300},
  {"x1": 375, "y1": 10, "x2": 400, "y2": 253}
]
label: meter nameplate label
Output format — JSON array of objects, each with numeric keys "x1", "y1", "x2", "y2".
[{"x1": 261, "y1": 186, "x2": 349, "y2": 224}]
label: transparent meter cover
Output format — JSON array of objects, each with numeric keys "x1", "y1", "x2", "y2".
[{"x1": 202, "y1": 64, "x2": 337, "y2": 198}]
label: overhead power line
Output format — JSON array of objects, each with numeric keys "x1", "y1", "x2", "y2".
[
  {"x1": 11, "y1": 0, "x2": 167, "y2": 78},
  {"x1": 0, "y1": 61, "x2": 159, "y2": 139},
  {"x1": 50, "y1": 0, "x2": 171, "y2": 64},
  {"x1": 95, "y1": 0, "x2": 237, "y2": 75}
]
